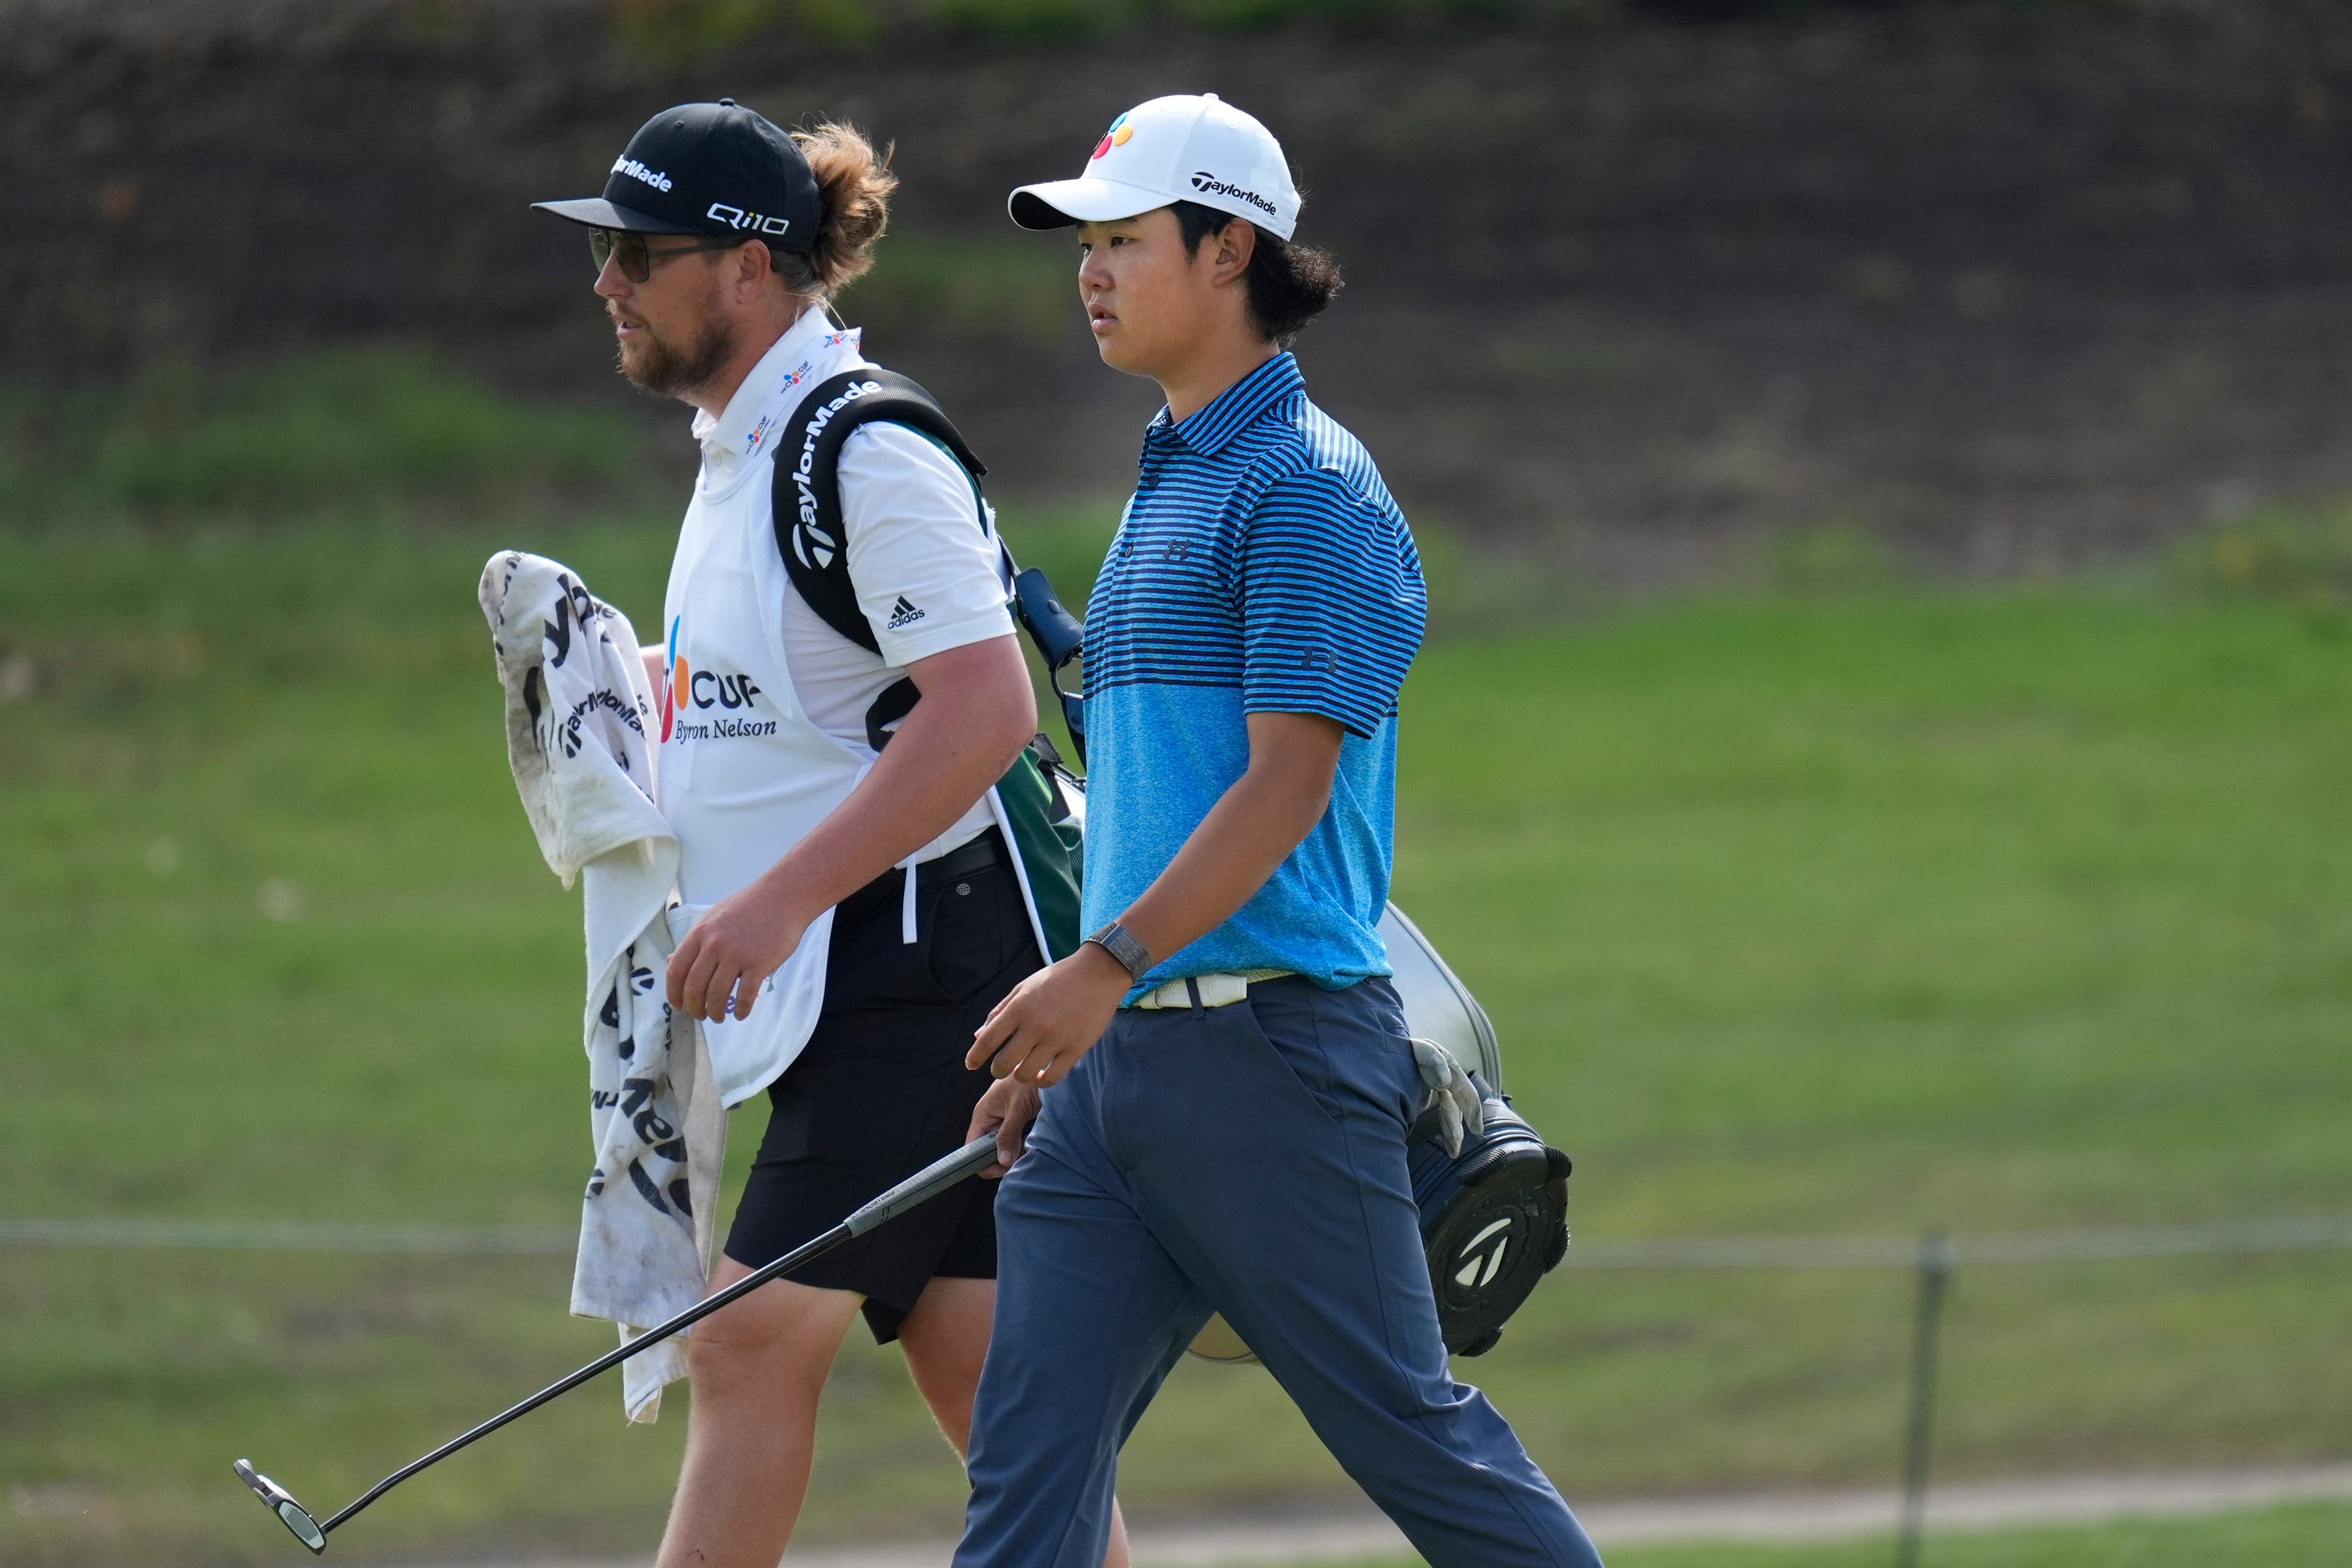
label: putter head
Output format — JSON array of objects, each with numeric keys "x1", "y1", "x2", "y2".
[{"x1": 235, "y1": 1459, "x2": 327, "y2": 1554}]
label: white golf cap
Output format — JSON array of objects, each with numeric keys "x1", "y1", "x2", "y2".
[{"x1": 1008, "y1": 93, "x2": 1300, "y2": 241}]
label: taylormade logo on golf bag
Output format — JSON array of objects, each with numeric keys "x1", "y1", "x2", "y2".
[
  {"x1": 789, "y1": 380, "x2": 883, "y2": 571},
  {"x1": 1452, "y1": 1216, "x2": 1516, "y2": 1290},
  {"x1": 706, "y1": 202, "x2": 791, "y2": 236},
  {"x1": 611, "y1": 157, "x2": 674, "y2": 192},
  {"x1": 1190, "y1": 170, "x2": 1279, "y2": 218}
]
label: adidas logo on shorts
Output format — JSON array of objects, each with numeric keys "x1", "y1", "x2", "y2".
[{"x1": 887, "y1": 595, "x2": 926, "y2": 630}]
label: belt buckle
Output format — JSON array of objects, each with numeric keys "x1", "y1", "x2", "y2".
[
  {"x1": 1192, "y1": 973, "x2": 1250, "y2": 1007},
  {"x1": 1135, "y1": 973, "x2": 1250, "y2": 1011},
  {"x1": 1137, "y1": 977, "x2": 1186, "y2": 1011}
]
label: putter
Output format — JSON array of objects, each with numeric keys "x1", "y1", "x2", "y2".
[{"x1": 235, "y1": 1132, "x2": 1006, "y2": 1554}]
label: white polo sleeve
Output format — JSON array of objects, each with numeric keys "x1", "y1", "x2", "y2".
[{"x1": 834, "y1": 421, "x2": 1016, "y2": 667}]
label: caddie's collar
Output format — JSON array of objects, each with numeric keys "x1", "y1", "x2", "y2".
[
  {"x1": 693, "y1": 306, "x2": 862, "y2": 488},
  {"x1": 1148, "y1": 351, "x2": 1305, "y2": 457}
]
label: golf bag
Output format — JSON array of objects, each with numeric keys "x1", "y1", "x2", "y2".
[
  {"x1": 1390, "y1": 907, "x2": 1573, "y2": 1357},
  {"x1": 776, "y1": 368, "x2": 1569, "y2": 1361},
  {"x1": 1186, "y1": 906, "x2": 1573, "y2": 1364},
  {"x1": 1407, "y1": 1077, "x2": 1572, "y2": 1358}
]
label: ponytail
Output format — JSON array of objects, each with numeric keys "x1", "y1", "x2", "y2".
[{"x1": 776, "y1": 120, "x2": 896, "y2": 299}]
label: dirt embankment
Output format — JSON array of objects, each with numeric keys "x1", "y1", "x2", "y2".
[{"x1": 12, "y1": 0, "x2": 2352, "y2": 574}]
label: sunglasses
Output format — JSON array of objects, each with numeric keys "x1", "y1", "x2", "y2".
[{"x1": 590, "y1": 228, "x2": 743, "y2": 284}]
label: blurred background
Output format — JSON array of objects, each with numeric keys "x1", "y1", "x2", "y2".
[{"x1": 5, "y1": 1, "x2": 2351, "y2": 1565}]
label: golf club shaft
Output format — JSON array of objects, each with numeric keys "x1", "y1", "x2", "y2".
[{"x1": 318, "y1": 1133, "x2": 1004, "y2": 1535}]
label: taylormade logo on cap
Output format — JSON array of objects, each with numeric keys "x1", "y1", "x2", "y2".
[
  {"x1": 1188, "y1": 171, "x2": 1278, "y2": 218},
  {"x1": 611, "y1": 157, "x2": 674, "y2": 193},
  {"x1": 1007, "y1": 93, "x2": 1301, "y2": 241}
]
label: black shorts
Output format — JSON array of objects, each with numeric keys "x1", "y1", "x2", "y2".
[{"x1": 723, "y1": 828, "x2": 1042, "y2": 1343}]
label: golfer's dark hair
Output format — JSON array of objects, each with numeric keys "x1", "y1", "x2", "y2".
[
  {"x1": 1171, "y1": 199, "x2": 1343, "y2": 347},
  {"x1": 773, "y1": 120, "x2": 896, "y2": 299}
]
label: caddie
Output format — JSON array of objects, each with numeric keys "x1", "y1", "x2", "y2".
[
  {"x1": 957, "y1": 95, "x2": 1605, "y2": 1568},
  {"x1": 532, "y1": 100, "x2": 1128, "y2": 1568}
]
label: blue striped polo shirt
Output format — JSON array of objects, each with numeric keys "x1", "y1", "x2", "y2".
[{"x1": 1080, "y1": 351, "x2": 1428, "y2": 994}]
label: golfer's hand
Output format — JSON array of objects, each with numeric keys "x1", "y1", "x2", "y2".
[
  {"x1": 968, "y1": 1077, "x2": 1041, "y2": 1177},
  {"x1": 967, "y1": 943, "x2": 1130, "y2": 1087},
  {"x1": 666, "y1": 883, "x2": 813, "y2": 1024}
]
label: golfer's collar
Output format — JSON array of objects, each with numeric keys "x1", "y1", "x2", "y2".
[
  {"x1": 695, "y1": 308, "x2": 864, "y2": 476},
  {"x1": 1149, "y1": 351, "x2": 1303, "y2": 457}
]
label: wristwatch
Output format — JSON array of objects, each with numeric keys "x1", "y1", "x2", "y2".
[{"x1": 1084, "y1": 920, "x2": 1153, "y2": 981}]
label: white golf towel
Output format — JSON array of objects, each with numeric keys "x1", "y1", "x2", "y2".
[{"x1": 480, "y1": 550, "x2": 721, "y2": 1424}]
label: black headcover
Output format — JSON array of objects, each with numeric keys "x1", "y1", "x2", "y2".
[{"x1": 1408, "y1": 1077, "x2": 1572, "y2": 1358}]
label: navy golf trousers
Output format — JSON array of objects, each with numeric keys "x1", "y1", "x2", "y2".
[{"x1": 953, "y1": 975, "x2": 1603, "y2": 1568}]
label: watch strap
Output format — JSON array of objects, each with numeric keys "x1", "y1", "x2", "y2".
[{"x1": 1085, "y1": 920, "x2": 1153, "y2": 981}]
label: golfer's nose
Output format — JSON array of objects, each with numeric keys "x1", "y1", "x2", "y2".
[{"x1": 593, "y1": 255, "x2": 631, "y2": 299}]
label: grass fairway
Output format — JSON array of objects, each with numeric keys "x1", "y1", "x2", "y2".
[
  {"x1": 4, "y1": 525, "x2": 2350, "y2": 1565},
  {"x1": 1274, "y1": 1499, "x2": 2352, "y2": 1568}
]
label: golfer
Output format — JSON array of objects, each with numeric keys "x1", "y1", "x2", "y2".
[
  {"x1": 957, "y1": 95, "x2": 1605, "y2": 1568},
  {"x1": 533, "y1": 101, "x2": 1130, "y2": 1568}
]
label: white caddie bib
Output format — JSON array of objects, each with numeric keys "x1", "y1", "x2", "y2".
[
  {"x1": 657, "y1": 417, "x2": 874, "y2": 1108},
  {"x1": 650, "y1": 309, "x2": 1056, "y2": 1103}
]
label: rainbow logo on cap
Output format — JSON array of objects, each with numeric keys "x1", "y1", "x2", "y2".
[{"x1": 1091, "y1": 112, "x2": 1135, "y2": 161}]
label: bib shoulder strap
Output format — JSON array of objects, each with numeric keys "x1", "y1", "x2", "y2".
[{"x1": 772, "y1": 367, "x2": 988, "y2": 657}]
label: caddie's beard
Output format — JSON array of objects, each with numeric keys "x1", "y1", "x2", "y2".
[{"x1": 615, "y1": 312, "x2": 738, "y2": 400}]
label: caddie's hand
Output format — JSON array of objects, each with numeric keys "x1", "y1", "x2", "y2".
[
  {"x1": 666, "y1": 882, "x2": 813, "y2": 1024},
  {"x1": 967, "y1": 1076, "x2": 1042, "y2": 1177},
  {"x1": 966, "y1": 942, "x2": 1130, "y2": 1087}
]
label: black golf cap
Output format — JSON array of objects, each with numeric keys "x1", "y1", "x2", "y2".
[{"x1": 533, "y1": 99, "x2": 823, "y2": 253}]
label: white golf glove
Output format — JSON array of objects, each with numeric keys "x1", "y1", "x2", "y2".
[{"x1": 1413, "y1": 1037, "x2": 1486, "y2": 1158}]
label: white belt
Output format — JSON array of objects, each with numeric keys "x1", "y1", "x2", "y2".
[{"x1": 1129, "y1": 970, "x2": 1294, "y2": 1011}]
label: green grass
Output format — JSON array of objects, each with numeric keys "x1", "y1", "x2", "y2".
[
  {"x1": 4, "y1": 525, "x2": 2350, "y2": 1564},
  {"x1": 0, "y1": 348, "x2": 657, "y2": 521},
  {"x1": 853, "y1": 234, "x2": 1081, "y2": 346},
  {"x1": 1260, "y1": 1499, "x2": 2352, "y2": 1568}
]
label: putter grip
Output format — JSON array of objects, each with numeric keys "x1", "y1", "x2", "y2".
[{"x1": 844, "y1": 1134, "x2": 1002, "y2": 1236}]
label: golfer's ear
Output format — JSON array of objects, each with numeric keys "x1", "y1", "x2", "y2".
[{"x1": 1211, "y1": 220, "x2": 1255, "y2": 286}]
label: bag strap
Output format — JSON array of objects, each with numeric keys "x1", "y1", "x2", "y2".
[
  {"x1": 774, "y1": 368, "x2": 989, "y2": 660},
  {"x1": 771, "y1": 364, "x2": 1087, "y2": 760}
]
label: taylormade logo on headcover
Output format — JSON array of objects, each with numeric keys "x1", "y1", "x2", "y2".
[
  {"x1": 611, "y1": 157, "x2": 674, "y2": 192},
  {"x1": 1189, "y1": 171, "x2": 1279, "y2": 218}
]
